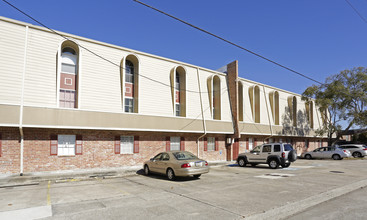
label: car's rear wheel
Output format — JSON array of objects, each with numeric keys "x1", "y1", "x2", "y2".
[
  {"x1": 353, "y1": 152, "x2": 362, "y2": 158},
  {"x1": 144, "y1": 165, "x2": 150, "y2": 175},
  {"x1": 193, "y1": 174, "x2": 201, "y2": 179},
  {"x1": 332, "y1": 154, "x2": 341, "y2": 160},
  {"x1": 238, "y1": 158, "x2": 247, "y2": 167},
  {"x1": 305, "y1": 154, "x2": 312, "y2": 160},
  {"x1": 282, "y1": 163, "x2": 290, "y2": 168},
  {"x1": 268, "y1": 159, "x2": 279, "y2": 169},
  {"x1": 167, "y1": 168, "x2": 176, "y2": 180}
]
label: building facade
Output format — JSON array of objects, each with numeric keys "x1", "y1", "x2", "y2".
[{"x1": 0, "y1": 17, "x2": 327, "y2": 175}]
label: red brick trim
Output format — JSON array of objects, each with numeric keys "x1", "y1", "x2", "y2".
[
  {"x1": 180, "y1": 137, "x2": 185, "y2": 151},
  {"x1": 204, "y1": 137, "x2": 207, "y2": 151},
  {"x1": 114, "y1": 136, "x2": 120, "y2": 154},
  {"x1": 134, "y1": 136, "x2": 139, "y2": 153},
  {"x1": 246, "y1": 138, "x2": 249, "y2": 150},
  {"x1": 166, "y1": 137, "x2": 170, "y2": 151},
  {"x1": 50, "y1": 135, "x2": 58, "y2": 156},
  {"x1": 76, "y1": 135, "x2": 83, "y2": 155},
  {"x1": 0, "y1": 134, "x2": 2, "y2": 157},
  {"x1": 215, "y1": 137, "x2": 219, "y2": 151}
]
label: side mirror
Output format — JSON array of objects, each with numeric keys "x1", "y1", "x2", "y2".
[{"x1": 150, "y1": 158, "x2": 154, "y2": 161}]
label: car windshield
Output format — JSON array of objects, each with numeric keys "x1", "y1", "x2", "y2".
[
  {"x1": 173, "y1": 152, "x2": 198, "y2": 160},
  {"x1": 284, "y1": 144, "x2": 293, "y2": 151}
]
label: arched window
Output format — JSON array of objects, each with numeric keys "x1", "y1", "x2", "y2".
[
  {"x1": 269, "y1": 91, "x2": 279, "y2": 125},
  {"x1": 249, "y1": 85, "x2": 260, "y2": 123},
  {"x1": 238, "y1": 82, "x2": 244, "y2": 122},
  {"x1": 170, "y1": 66, "x2": 186, "y2": 117},
  {"x1": 293, "y1": 96, "x2": 297, "y2": 127},
  {"x1": 305, "y1": 101, "x2": 314, "y2": 129},
  {"x1": 213, "y1": 76, "x2": 221, "y2": 120},
  {"x1": 288, "y1": 96, "x2": 297, "y2": 127},
  {"x1": 123, "y1": 55, "x2": 139, "y2": 113},
  {"x1": 309, "y1": 101, "x2": 314, "y2": 128},
  {"x1": 59, "y1": 41, "x2": 79, "y2": 108}
]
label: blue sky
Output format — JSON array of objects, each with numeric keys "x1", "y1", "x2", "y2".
[{"x1": 1, "y1": 0, "x2": 366, "y2": 95}]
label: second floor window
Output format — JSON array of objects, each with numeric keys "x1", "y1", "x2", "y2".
[
  {"x1": 59, "y1": 44, "x2": 78, "y2": 108},
  {"x1": 125, "y1": 98, "x2": 134, "y2": 113},
  {"x1": 125, "y1": 60, "x2": 134, "y2": 83}
]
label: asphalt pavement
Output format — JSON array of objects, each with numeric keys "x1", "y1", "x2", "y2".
[{"x1": 0, "y1": 159, "x2": 366, "y2": 219}]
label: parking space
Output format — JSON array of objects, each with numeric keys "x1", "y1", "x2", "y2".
[{"x1": 0, "y1": 159, "x2": 366, "y2": 219}]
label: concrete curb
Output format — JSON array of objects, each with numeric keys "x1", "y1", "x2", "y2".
[{"x1": 245, "y1": 178, "x2": 367, "y2": 220}]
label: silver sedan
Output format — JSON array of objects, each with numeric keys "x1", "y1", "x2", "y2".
[
  {"x1": 143, "y1": 151, "x2": 209, "y2": 180},
  {"x1": 301, "y1": 146, "x2": 351, "y2": 160}
]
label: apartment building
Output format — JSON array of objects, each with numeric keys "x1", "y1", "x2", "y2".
[{"x1": 0, "y1": 16, "x2": 327, "y2": 175}]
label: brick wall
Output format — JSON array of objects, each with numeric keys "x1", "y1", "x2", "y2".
[
  {"x1": 0, "y1": 127, "x2": 20, "y2": 174},
  {"x1": 0, "y1": 128, "x2": 228, "y2": 174}
]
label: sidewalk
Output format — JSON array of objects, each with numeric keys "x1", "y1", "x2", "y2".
[{"x1": 0, "y1": 161, "x2": 233, "y2": 188}]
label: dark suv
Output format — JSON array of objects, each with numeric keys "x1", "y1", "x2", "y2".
[{"x1": 237, "y1": 143, "x2": 297, "y2": 169}]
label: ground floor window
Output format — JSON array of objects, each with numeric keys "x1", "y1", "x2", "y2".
[
  {"x1": 207, "y1": 137, "x2": 215, "y2": 151},
  {"x1": 58, "y1": 135, "x2": 75, "y2": 156},
  {"x1": 170, "y1": 137, "x2": 180, "y2": 151},
  {"x1": 121, "y1": 136, "x2": 134, "y2": 154},
  {"x1": 248, "y1": 138, "x2": 253, "y2": 150}
]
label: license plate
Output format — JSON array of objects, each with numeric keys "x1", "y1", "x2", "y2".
[{"x1": 195, "y1": 161, "x2": 203, "y2": 167}]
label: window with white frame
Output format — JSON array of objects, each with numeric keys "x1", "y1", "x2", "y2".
[
  {"x1": 121, "y1": 136, "x2": 134, "y2": 154},
  {"x1": 58, "y1": 135, "x2": 76, "y2": 156},
  {"x1": 175, "y1": 103, "x2": 180, "y2": 116},
  {"x1": 248, "y1": 138, "x2": 253, "y2": 150},
  {"x1": 207, "y1": 137, "x2": 215, "y2": 151},
  {"x1": 170, "y1": 137, "x2": 180, "y2": 151},
  {"x1": 125, "y1": 60, "x2": 134, "y2": 83},
  {"x1": 125, "y1": 98, "x2": 134, "y2": 113},
  {"x1": 59, "y1": 45, "x2": 78, "y2": 109}
]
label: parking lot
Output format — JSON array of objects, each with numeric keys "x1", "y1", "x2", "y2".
[{"x1": 0, "y1": 158, "x2": 367, "y2": 219}]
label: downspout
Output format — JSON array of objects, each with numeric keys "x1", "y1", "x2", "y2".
[
  {"x1": 263, "y1": 86, "x2": 273, "y2": 142},
  {"x1": 19, "y1": 25, "x2": 29, "y2": 176},
  {"x1": 196, "y1": 68, "x2": 206, "y2": 158}
]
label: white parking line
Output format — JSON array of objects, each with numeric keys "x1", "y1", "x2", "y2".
[{"x1": 256, "y1": 173, "x2": 295, "y2": 179}]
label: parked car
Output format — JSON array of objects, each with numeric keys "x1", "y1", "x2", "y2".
[
  {"x1": 236, "y1": 143, "x2": 297, "y2": 169},
  {"x1": 339, "y1": 144, "x2": 367, "y2": 158},
  {"x1": 143, "y1": 151, "x2": 209, "y2": 180},
  {"x1": 301, "y1": 147, "x2": 351, "y2": 160}
]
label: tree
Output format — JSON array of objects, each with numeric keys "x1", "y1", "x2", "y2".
[{"x1": 302, "y1": 67, "x2": 367, "y2": 145}]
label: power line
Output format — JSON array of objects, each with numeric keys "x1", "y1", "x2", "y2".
[
  {"x1": 345, "y1": 0, "x2": 367, "y2": 25},
  {"x1": 133, "y1": 0, "x2": 323, "y2": 85},
  {"x1": 0, "y1": 0, "x2": 222, "y2": 94}
]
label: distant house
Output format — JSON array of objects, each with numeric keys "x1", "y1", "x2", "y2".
[
  {"x1": 337, "y1": 129, "x2": 367, "y2": 145},
  {"x1": 0, "y1": 16, "x2": 327, "y2": 175}
]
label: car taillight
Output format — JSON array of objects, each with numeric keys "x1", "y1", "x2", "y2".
[
  {"x1": 181, "y1": 163, "x2": 191, "y2": 168},
  {"x1": 364, "y1": 148, "x2": 367, "y2": 151},
  {"x1": 343, "y1": 150, "x2": 348, "y2": 153},
  {"x1": 282, "y1": 152, "x2": 285, "y2": 158},
  {"x1": 205, "y1": 161, "x2": 208, "y2": 166}
]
